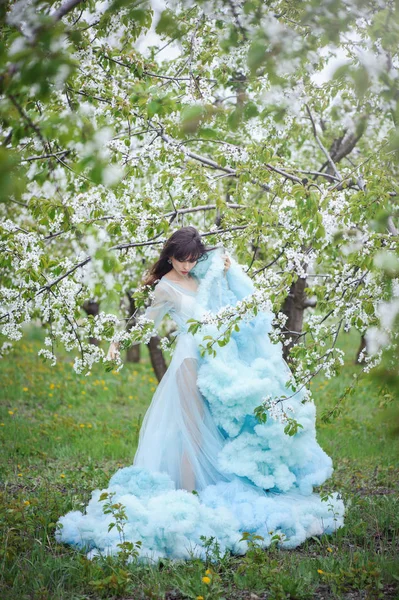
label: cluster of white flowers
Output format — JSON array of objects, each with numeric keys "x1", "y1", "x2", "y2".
[
  {"x1": 0, "y1": 341, "x2": 14, "y2": 357},
  {"x1": 320, "y1": 191, "x2": 350, "y2": 243},
  {"x1": 284, "y1": 247, "x2": 314, "y2": 279},
  {"x1": 160, "y1": 336, "x2": 174, "y2": 355},
  {"x1": 73, "y1": 342, "x2": 109, "y2": 375},
  {"x1": 221, "y1": 143, "x2": 250, "y2": 165},
  {"x1": 361, "y1": 348, "x2": 384, "y2": 373},
  {"x1": 0, "y1": 320, "x2": 23, "y2": 342},
  {"x1": 261, "y1": 394, "x2": 296, "y2": 425},
  {"x1": 38, "y1": 347, "x2": 57, "y2": 367},
  {"x1": 6, "y1": 0, "x2": 41, "y2": 37},
  {"x1": 91, "y1": 312, "x2": 121, "y2": 339}
]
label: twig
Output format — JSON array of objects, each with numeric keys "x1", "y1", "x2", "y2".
[
  {"x1": 51, "y1": 0, "x2": 85, "y2": 21},
  {"x1": 21, "y1": 150, "x2": 71, "y2": 162},
  {"x1": 250, "y1": 246, "x2": 288, "y2": 276},
  {"x1": 305, "y1": 103, "x2": 342, "y2": 181}
]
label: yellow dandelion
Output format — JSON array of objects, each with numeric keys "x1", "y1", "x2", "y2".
[
  {"x1": 87, "y1": 423, "x2": 92, "y2": 428},
  {"x1": 81, "y1": 391, "x2": 86, "y2": 395},
  {"x1": 49, "y1": 393, "x2": 53, "y2": 397},
  {"x1": 50, "y1": 383, "x2": 55, "y2": 389},
  {"x1": 68, "y1": 404, "x2": 72, "y2": 408},
  {"x1": 60, "y1": 473, "x2": 65, "y2": 478},
  {"x1": 327, "y1": 547, "x2": 333, "y2": 553},
  {"x1": 317, "y1": 569, "x2": 324, "y2": 574},
  {"x1": 103, "y1": 386, "x2": 108, "y2": 391},
  {"x1": 129, "y1": 395, "x2": 133, "y2": 400},
  {"x1": 202, "y1": 576, "x2": 211, "y2": 585},
  {"x1": 197, "y1": 597, "x2": 204, "y2": 600},
  {"x1": 205, "y1": 568, "x2": 212, "y2": 575},
  {"x1": 8, "y1": 410, "x2": 14, "y2": 415},
  {"x1": 24, "y1": 500, "x2": 30, "y2": 506},
  {"x1": 79, "y1": 423, "x2": 85, "y2": 428},
  {"x1": 17, "y1": 473, "x2": 22, "y2": 477},
  {"x1": 22, "y1": 387, "x2": 28, "y2": 392}
]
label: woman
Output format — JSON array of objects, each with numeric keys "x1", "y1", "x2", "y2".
[
  {"x1": 107, "y1": 227, "x2": 232, "y2": 492},
  {"x1": 56, "y1": 226, "x2": 345, "y2": 562}
]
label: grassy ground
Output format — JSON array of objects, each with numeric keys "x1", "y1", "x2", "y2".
[{"x1": 0, "y1": 326, "x2": 398, "y2": 600}]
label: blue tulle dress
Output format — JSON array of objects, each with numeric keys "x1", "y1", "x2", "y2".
[{"x1": 55, "y1": 247, "x2": 345, "y2": 562}]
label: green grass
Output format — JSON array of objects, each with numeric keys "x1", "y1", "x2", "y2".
[{"x1": 0, "y1": 326, "x2": 398, "y2": 599}]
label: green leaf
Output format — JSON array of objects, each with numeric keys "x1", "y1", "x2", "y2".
[
  {"x1": 227, "y1": 108, "x2": 242, "y2": 131},
  {"x1": 247, "y1": 40, "x2": 266, "y2": 74},
  {"x1": 147, "y1": 100, "x2": 161, "y2": 118},
  {"x1": 156, "y1": 10, "x2": 182, "y2": 39},
  {"x1": 180, "y1": 105, "x2": 204, "y2": 134}
]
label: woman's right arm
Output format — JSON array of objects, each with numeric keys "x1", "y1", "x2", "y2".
[
  {"x1": 107, "y1": 340, "x2": 122, "y2": 360},
  {"x1": 143, "y1": 282, "x2": 174, "y2": 329},
  {"x1": 106, "y1": 282, "x2": 173, "y2": 360}
]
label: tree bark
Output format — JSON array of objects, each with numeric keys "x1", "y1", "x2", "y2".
[
  {"x1": 126, "y1": 292, "x2": 141, "y2": 363},
  {"x1": 147, "y1": 337, "x2": 167, "y2": 382},
  {"x1": 281, "y1": 277, "x2": 307, "y2": 362},
  {"x1": 355, "y1": 334, "x2": 368, "y2": 364},
  {"x1": 82, "y1": 300, "x2": 100, "y2": 345}
]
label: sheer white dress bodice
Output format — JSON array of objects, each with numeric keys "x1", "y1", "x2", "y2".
[{"x1": 134, "y1": 275, "x2": 233, "y2": 492}]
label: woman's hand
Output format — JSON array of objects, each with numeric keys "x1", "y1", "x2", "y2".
[
  {"x1": 222, "y1": 254, "x2": 231, "y2": 273},
  {"x1": 106, "y1": 341, "x2": 120, "y2": 361}
]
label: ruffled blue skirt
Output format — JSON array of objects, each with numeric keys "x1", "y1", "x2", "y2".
[{"x1": 56, "y1": 249, "x2": 345, "y2": 562}]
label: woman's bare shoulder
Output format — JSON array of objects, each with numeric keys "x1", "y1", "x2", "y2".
[
  {"x1": 152, "y1": 277, "x2": 178, "y2": 300},
  {"x1": 161, "y1": 272, "x2": 177, "y2": 282}
]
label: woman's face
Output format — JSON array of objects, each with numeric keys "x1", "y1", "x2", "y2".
[{"x1": 170, "y1": 256, "x2": 197, "y2": 277}]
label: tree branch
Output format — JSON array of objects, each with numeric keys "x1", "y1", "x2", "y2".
[
  {"x1": 51, "y1": 0, "x2": 86, "y2": 22},
  {"x1": 21, "y1": 150, "x2": 71, "y2": 163},
  {"x1": 305, "y1": 103, "x2": 342, "y2": 181}
]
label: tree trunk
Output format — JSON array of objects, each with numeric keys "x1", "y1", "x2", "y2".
[
  {"x1": 126, "y1": 292, "x2": 168, "y2": 379},
  {"x1": 281, "y1": 277, "x2": 307, "y2": 362},
  {"x1": 355, "y1": 334, "x2": 368, "y2": 364},
  {"x1": 82, "y1": 300, "x2": 100, "y2": 345},
  {"x1": 126, "y1": 292, "x2": 141, "y2": 363},
  {"x1": 280, "y1": 125, "x2": 364, "y2": 360},
  {"x1": 127, "y1": 341, "x2": 141, "y2": 363},
  {"x1": 147, "y1": 336, "x2": 167, "y2": 382}
]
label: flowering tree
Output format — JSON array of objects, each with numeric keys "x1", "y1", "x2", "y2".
[{"x1": 1, "y1": 0, "x2": 398, "y2": 420}]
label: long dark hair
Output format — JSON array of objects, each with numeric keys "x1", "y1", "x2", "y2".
[{"x1": 142, "y1": 226, "x2": 216, "y2": 286}]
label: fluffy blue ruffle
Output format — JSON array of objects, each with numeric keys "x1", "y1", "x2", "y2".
[
  {"x1": 193, "y1": 248, "x2": 335, "y2": 495},
  {"x1": 56, "y1": 465, "x2": 344, "y2": 562}
]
